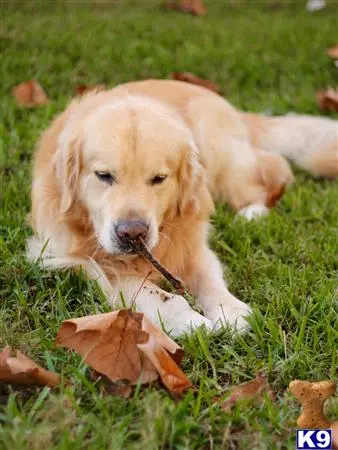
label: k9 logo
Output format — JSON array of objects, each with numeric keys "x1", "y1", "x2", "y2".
[{"x1": 296, "y1": 429, "x2": 332, "y2": 449}]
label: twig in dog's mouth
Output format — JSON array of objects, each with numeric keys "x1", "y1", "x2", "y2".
[{"x1": 130, "y1": 238, "x2": 186, "y2": 295}]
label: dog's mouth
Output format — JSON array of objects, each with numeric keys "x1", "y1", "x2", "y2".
[
  {"x1": 124, "y1": 236, "x2": 186, "y2": 294},
  {"x1": 117, "y1": 243, "x2": 139, "y2": 255},
  {"x1": 114, "y1": 226, "x2": 161, "y2": 256},
  {"x1": 116, "y1": 236, "x2": 151, "y2": 256}
]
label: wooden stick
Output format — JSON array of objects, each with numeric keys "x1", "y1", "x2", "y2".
[{"x1": 131, "y1": 238, "x2": 186, "y2": 295}]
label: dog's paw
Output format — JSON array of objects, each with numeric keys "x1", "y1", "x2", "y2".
[
  {"x1": 159, "y1": 295, "x2": 213, "y2": 337},
  {"x1": 238, "y1": 203, "x2": 269, "y2": 220},
  {"x1": 168, "y1": 310, "x2": 213, "y2": 337},
  {"x1": 207, "y1": 300, "x2": 252, "y2": 333}
]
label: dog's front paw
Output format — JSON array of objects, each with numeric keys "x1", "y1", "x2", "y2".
[
  {"x1": 207, "y1": 299, "x2": 252, "y2": 333},
  {"x1": 159, "y1": 295, "x2": 213, "y2": 337},
  {"x1": 169, "y1": 310, "x2": 213, "y2": 337}
]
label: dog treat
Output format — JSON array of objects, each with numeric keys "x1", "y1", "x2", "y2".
[
  {"x1": 289, "y1": 379, "x2": 337, "y2": 428},
  {"x1": 131, "y1": 238, "x2": 186, "y2": 295}
]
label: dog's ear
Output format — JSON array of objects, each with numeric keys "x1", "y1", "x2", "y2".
[
  {"x1": 177, "y1": 142, "x2": 214, "y2": 218},
  {"x1": 54, "y1": 127, "x2": 82, "y2": 214}
]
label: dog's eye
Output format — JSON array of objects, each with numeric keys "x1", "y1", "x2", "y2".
[
  {"x1": 95, "y1": 171, "x2": 115, "y2": 185},
  {"x1": 150, "y1": 175, "x2": 167, "y2": 185}
]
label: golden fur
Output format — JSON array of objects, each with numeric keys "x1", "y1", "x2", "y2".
[{"x1": 27, "y1": 80, "x2": 338, "y2": 335}]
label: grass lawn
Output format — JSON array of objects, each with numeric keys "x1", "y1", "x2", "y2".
[{"x1": 1, "y1": 1, "x2": 338, "y2": 449}]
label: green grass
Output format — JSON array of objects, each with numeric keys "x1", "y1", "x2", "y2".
[{"x1": 1, "y1": 1, "x2": 338, "y2": 449}]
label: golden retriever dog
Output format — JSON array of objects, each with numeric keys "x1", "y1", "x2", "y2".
[{"x1": 27, "y1": 80, "x2": 338, "y2": 336}]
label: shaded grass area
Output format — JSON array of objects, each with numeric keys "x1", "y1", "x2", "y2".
[{"x1": 1, "y1": 1, "x2": 337, "y2": 449}]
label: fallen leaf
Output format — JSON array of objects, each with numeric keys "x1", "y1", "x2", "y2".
[
  {"x1": 75, "y1": 84, "x2": 106, "y2": 96},
  {"x1": 0, "y1": 346, "x2": 60, "y2": 387},
  {"x1": 220, "y1": 373, "x2": 273, "y2": 411},
  {"x1": 12, "y1": 79, "x2": 49, "y2": 107},
  {"x1": 171, "y1": 72, "x2": 220, "y2": 93},
  {"x1": 164, "y1": 0, "x2": 206, "y2": 16},
  {"x1": 56, "y1": 310, "x2": 149, "y2": 383},
  {"x1": 327, "y1": 45, "x2": 338, "y2": 59},
  {"x1": 316, "y1": 87, "x2": 338, "y2": 112},
  {"x1": 138, "y1": 317, "x2": 191, "y2": 395},
  {"x1": 56, "y1": 309, "x2": 190, "y2": 395},
  {"x1": 180, "y1": 0, "x2": 206, "y2": 16}
]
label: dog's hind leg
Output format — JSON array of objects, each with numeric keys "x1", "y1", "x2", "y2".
[
  {"x1": 215, "y1": 145, "x2": 293, "y2": 220},
  {"x1": 190, "y1": 99, "x2": 293, "y2": 219}
]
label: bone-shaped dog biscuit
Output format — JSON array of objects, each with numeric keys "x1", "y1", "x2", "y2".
[{"x1": 289, "y1": 380, "x2": 336, "y2": 428}]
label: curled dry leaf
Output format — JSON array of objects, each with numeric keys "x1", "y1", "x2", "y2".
[
  {"x1": 55, "y1": 309, "x2": 191, "y2": 395},
  {"x1": 316, "y1": 87, "x2": 338, "y2": 112},
  {"x1": 164, "y1": 0, "x2": 206, "y2": 16},
  {"x1": 0, "y1": 346, "x2": 60, "y2": 387},
  {"x1": 220, "y1": 373, "x2": 273, "y2": 411},
  {"x1": 171, "y1": 72, "x2": 220, "y2": 93},
  {"x1": 75, "y1": 84, "x2": 106, "y2": 96},
  {"x1": 327, "y1": 45, "x2": 338, "y2": 59},
  {"x1": 139, "y1": 317, "x2": 190, "y2": 395},
  {"x1": 12, "y1": 79, "x2": 49, "y2": 107}
]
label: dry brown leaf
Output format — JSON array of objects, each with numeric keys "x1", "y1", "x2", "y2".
[
  {"x1": 220, "y1": 373, "x2": 273, "y2": 411},
  {"x1": 56, "y1": 310, "x2": 149, "y2": 384},
  {"x1": 316, "y1": 87, "x2": 338, "y2": 112},
  {"x1": 171, "y1": 72, "x2": 220, "y2": 93},
  {"x1": 12, "y1": 79, "x2": 49, "y2": 107},
  {"x1": 164, "y1": 0, "x2": 206, "y2": 16},
  {"x1": 56, "y1": 309, "x2": 191, "y2": 395},
  {"x1": 138, "y1": 317, "x2": 191, "y2": 395},
  {"x1": 327, "y1": 45, "x2": 338, "y2": 59},
  {"x1": 142, "y1": 316, "x2": 184, "y2": 364},
  {"x1": 180, "y1": 0, "x2": 206, "y2": 16},
  {"x1": 75, "y1": 84, "x2": 106, "y2": 96},
  {"x1": 0, "y1": 347, "x2": 60, "y2": 387}
]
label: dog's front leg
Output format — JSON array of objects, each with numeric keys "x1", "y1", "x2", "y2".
[
  {"x1": 106, "y1": 276, "x2": 212, "y2": 337},
  {"x1": 187, "y1": 246, "x2": 252, "y2": 332}
]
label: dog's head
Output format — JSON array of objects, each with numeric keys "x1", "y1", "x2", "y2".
[{"x1": 55, "y1": 96, "x2": 212, "y2": 255}]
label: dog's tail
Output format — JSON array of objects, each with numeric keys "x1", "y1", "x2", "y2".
[{"x1": 242, "y1": 113, "x2": 338, "y2": 178}]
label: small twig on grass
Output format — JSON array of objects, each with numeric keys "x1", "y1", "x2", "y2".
[
  {"x1": 130, "y1": 238, "x2": 187, "y2": 295},
  {"x1": 130, "y1": 271, "x2": 152, "y2": 308}
]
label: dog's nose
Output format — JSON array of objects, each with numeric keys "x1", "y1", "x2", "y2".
[{"x1": 115, "y1": 219, "x2": 149, "y2": 241}]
